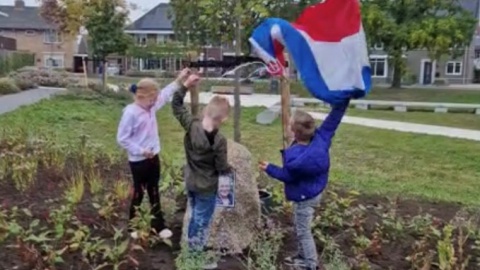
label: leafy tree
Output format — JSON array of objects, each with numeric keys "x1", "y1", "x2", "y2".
[
  {"x1": 170, "y1": 0, "x2": 273, "y2": 142},
  {"x1": 126, "y1": 41, "x2": 193, "y2": 74},
  {"x1": 40, "y1": 0, "x2": 132, "y2": 88},
  {"x1": 170, "y1": 0, "x2": 319, "y2": 142},
  {"x1": 361, "y1": 0, "x2": 477, "y2": 88}
]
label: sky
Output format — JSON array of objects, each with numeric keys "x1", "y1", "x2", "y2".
[{"x1": 22, "y1": 0, "x2": 168, "y2": 22}]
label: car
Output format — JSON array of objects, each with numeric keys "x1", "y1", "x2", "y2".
[
  {"x1": 221, "y1": 61, "x2": 266, "y2": 78},
  {"x1": 106, "y1": 64, "x2": 119, "y2": 76}
]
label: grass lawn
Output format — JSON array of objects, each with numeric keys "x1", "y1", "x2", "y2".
[
  {"x1": 1, "y1": 91, "x2": 479, "y2": 205},
  {"x1": 99, "y1": 75, "x2": 480, "y2": 104}
]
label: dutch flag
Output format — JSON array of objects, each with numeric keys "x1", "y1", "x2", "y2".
[{"x1": 249, "y1": 0, "x2": 372, "y2": 105}]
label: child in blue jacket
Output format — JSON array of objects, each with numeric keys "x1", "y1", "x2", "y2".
[{"x1": 259, "y1": 101, "x2": 349, "y2": 270}]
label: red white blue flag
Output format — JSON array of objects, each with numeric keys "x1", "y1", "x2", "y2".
[{"x1": 249, "y1": 0, "x2": 371, "y2": 105}]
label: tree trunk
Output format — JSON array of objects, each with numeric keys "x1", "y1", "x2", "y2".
[
  {"x1": 190, "y1": 84, "x2": 199, "y2": 116},
  {"x1": 391, "y1": 61, "x2": 402, "y2": 88},
  {"x1": 102, "y1": 60, "x2": 107, "y2": 91},
  {"x1": 233, "y1": 15, "x2": 242, "y2": 143},
  {"x1": 390, "y1": 50, "x2": 403, "y2": 89}
]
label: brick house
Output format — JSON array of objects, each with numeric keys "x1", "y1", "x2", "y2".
[
  {"x1": 369, "y1": 0, "x2": 480, "y2": 85},
  {"x1": 0, "y1": 0, "x2": 77, "y2": 70},
  {"x1": 124, "y1": 3, "x2": 223, "y2": 74}
]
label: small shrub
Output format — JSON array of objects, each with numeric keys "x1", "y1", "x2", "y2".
[
  {"x1": 0, "y1": 77, "x2": 20, "y2": 95},
  {"x1": 9, "y1": 66, "x2": 78, "y2": 88},
  {"x1": 8, "y1": 71, "x2": 37, "y2": 90}
]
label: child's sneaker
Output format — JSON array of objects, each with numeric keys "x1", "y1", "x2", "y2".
[
  {"x1": 284, "y1": 255, "x2": 306, "y2": 267},
  {"x1": 158, "y1": 228, "x2": 173, "y2": 239}
]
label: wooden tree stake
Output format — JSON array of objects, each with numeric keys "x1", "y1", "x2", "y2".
[
  {"x1": 82, "y1": 56, "x2": 88, "y2": 88},
  {"x1": 190, "y1": 85, "x2": 199, "y2": 116},
  {"x1": 280, "y1": 76, "x2": 291, "y2": 149}
]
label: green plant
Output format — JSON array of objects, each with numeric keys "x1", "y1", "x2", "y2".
[
  {"x1": 0, "y1": 77, "x2": 20, "y2": 95},
  {"x1": 377, "y1": 199, "x2": 405, "y2": 241},
  {"x1": 246, "y1": 219, "x2": 284, "y2": 270},
  {"x1": 315, "y1": 190, "x2": 358, "y2": 231},
  {"x1": 49, "y1": 205, "x2": 74, "y2": 239},
  {"x1": 0, "y1": 52, "x2": 34, "y2": 76},
  {"x1": 324, "y1": 249, "x2": 351, "y2": 270},
  {"x1": 112, "y1": 179, "x2": 130, "y2": 203},
  {"x1": 175, "y1": 243, "x2": 209, "y2": 270},
  {"x1": 406, "y1": 237, "x2": 435, "y2": 270},
  {"x1": 64, "y1": 171, "x2": 85, "y2": 205},
  {"x1": 435, "y1": 224, "x2": 456, "y2": 270},
  {"x1": 87, "y1": 169, "x2": 104, "y2": 196},
  {"x1": 98, "y1": 227, "x2": 142, "y2": 270},
  {"x1": 92, "y1": 193, "x2": 118, "y2": 225},
  {"x1": 128, "y1": 202, "x2": 154, "y2": 247},
  {"x1": 315, "y1": 229, "x2": 341, "y2": 262}
]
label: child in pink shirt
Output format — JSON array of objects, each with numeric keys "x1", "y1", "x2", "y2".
[{"x1": 116, "y1": 68, "x2": 197, "y2": 239}]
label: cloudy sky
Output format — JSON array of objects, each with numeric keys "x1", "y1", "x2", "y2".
[{"x1": 22, "y1": 0, "x2": 168, "y2": 22}]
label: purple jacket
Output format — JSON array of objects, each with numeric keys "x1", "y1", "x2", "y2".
[{"x1": 265, "y1": 102, "x2": 348, "y2": 202}]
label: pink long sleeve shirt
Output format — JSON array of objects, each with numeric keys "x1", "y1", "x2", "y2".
[{"x1": 116, "y1": 81, "x2": 180, "y2": 162}]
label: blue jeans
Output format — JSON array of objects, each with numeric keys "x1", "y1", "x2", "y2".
[
  {"x1": 294, "y1": 193, "x2": 322, "y2": 268},
  {"x1": 187, "y1": 191, "x2": 216, "y2": 251}
]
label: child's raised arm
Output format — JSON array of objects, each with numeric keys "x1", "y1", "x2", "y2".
[
  {"x1": 171, "y1": 86, "x2": 192, "y2": 131},
  {"x1": 153, "y1": 68, "x2": 191, "y2": 111},
  {"x1": 316, "y1": 100, "x2": 350, "y2": 146},
  {"x1": 171, "y1": 74, "x2": 201, "y2": 131}
]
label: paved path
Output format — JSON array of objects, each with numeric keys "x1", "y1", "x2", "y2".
[
  {"x1": 189, "y1": 92, "x2": 480, "y2": 141},
  {"x1": 2, "y1": 90, "x2": 479, "y2": 141},
  {"x1": 0, "y1": 87, "x2": 66, "y2": 115},
  {"x1": 308, "y1": 112, "x2": 480, "y2": 142}
]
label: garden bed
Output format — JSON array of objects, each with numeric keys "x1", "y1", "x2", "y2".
[{"x1": 0, "y1": 133, "x2": 479, "y2": 270}]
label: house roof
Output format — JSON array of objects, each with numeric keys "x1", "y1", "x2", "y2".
[
  {"x1": 0, "y1": 2, "x2": 53, "y2": 30},
  {"x1": 125, "y1": 3, "x2": 173, "y2": 31}
]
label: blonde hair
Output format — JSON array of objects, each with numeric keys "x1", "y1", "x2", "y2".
[
  {"x1": 204, "y1": 95, "x2": 231, "y2": 120},
  {"x1": 291, "y1": 110, "x2": 315, "y2": 142},
  {"x1": 132, "y1": 78, "x2": 159, "y2": 100}
]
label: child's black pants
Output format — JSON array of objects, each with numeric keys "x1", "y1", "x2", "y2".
[{"x1": 128, "y1": 155, "x2": 166, "y2": 233}]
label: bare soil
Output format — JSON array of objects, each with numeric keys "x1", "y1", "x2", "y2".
[{"x1": 0, "y1": 162, "x2": 472, "y2": 270}]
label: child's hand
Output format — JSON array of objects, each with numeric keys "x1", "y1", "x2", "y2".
[
  {"x1": 142, "y1": 149, "x2": 154, "y2": 159},
  {"x1": 184, "y1": 74, "x2": 201, "y2": 88},
  {"x1": 258, "y1": 161, "x2": 269, "y2": 171},
  {"x1": 177, "y1": 68, "x2": 191, "y2": 81}
]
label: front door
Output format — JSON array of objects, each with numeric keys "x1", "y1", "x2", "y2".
[{"x1": 423, "y1": 61, "x2": 432, "y2": 85}]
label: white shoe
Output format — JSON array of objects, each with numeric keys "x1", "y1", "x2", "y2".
[
  {"x1": 158, "y1": 228, "x2": 173, "y2": 239},
  {"x1": 203, "y1": 262, "x2": 218, "y2": 270},
  {"x1": 130, "y1": 231, "x2": 139, "y2": 239}
]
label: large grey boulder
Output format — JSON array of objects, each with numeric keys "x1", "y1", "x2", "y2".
[{"x1": 182, "y1": 140, "x2": 261, "y2": 254}]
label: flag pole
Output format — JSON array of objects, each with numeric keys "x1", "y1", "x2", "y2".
[{"x1": 280, "y1": 74, "x2": 291, "y2": 149}]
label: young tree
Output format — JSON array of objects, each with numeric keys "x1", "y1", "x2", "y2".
[
  {"x1": 361, "y1": 0, "x2": 477, "y2": 88},
  {"x1": 40, "y1": 0, "x2": 132, "y2": 88},
  {"x1": 170, "y1": 0, "x2": 274, "y2": 143},
  {"x1": 84, "y1": 0, "x2": 131, "y2": 87}
]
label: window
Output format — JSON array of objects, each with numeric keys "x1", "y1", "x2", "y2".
[
  {"x1": 44, "y1": 30, "x2": 62, "y2": 43},
  {"x1": 373, "y1": 42, "x2": 384, "y2": 50},
  {"x1": 136, "y1": 34, "x2": 147, "y2": 45},
  {"x1": 445, "y1": 61, "x2": 462, "y2": 75},
  {"x1": 44, "y1": 54, "x2": 64, "y2": 68},
  {"x1": 369, "y1": 56, "x2": 388, "y2": 78},
  {"x1": 475, "y1": 50, "x2": 480, "y2": 59},
  {"x1": 156, "y1": 34, "x2": 165, "y2": 44},
  {"x1": 25, "y1": 30, "x2": 36, "y2": 36}
]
